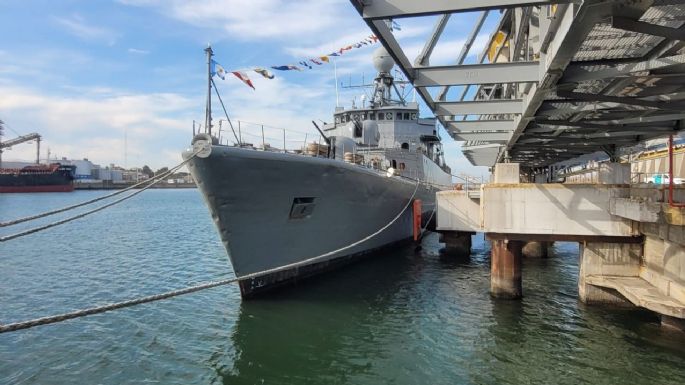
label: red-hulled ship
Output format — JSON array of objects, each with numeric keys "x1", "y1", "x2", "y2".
[{"x1": 0, "y1": 163, "x2": 76, "y2": 193}]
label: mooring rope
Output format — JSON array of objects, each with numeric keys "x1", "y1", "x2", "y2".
[
  {"x1": 0, "y1": 152, "x2": 201, "y2": 243},
  {"x1": 0, "y1": 178, "x2": 420, "y2": 334}
]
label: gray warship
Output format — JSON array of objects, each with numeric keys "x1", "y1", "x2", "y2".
[{"x1": 184, "y1": 46, "x2": 453, "y2": 297}]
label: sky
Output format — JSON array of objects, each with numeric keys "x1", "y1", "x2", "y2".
[{"x1": 0, "y1": 0, "x2": 498, "y2": 177}]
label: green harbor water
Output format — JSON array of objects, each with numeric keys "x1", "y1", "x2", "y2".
[{"x1": 1, "y1": 189, "x2": 685, "y2": 384}]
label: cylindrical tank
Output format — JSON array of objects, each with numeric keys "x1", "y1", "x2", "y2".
[{"x1": 331, "y1": 136, "x2": 356, "y2": 161}]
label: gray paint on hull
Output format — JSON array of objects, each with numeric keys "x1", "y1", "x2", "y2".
[{"x1": 185, "y1": 146, "x2": 438, "y2": 291}]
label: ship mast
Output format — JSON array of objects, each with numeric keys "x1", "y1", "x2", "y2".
[{"x1": 204, "y1": 45, "x2": 213, "y2": 137}]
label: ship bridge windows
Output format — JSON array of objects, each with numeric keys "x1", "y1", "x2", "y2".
[
  {"x1": 378, "y1": 113, "x2": 385, "y2": 120},
  {"x1": 404, "y1": 113, "x2": 410, "y2": 120},
  {"x1": 396, "y1": 112, "x2": 403, "y2": 120},
  {"x1": 401, "y1": 142, "x2": 409, "y2": 150}
]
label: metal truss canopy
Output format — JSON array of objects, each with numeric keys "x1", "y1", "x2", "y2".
[
  {"x1": 357, "y1": 0, "x2": 569, "y2": 20},
  {"x1": 351, "y1": 0, "x2": 685, "y2": 168}
]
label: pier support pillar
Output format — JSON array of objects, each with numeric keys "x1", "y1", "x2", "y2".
[
  {"x1": 522, "y1": 241, "x2": 549, "y2": 258},
  {"x1": 490, "y1": 239, "x2": 523, "y2": 299},
  {"x1": 578, "y1": 242, "x2": 641, "y2": 305},
  {"x1": 439, "y1": 231, "x2": 473, "y2": 258}
]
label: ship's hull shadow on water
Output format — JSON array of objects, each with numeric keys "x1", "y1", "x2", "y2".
[
  {"x1": 214, "y1": 241, "x2": 426, "y2": 383},
  {"x1": 186, "y1": 145, "x2": 438, "y2": 297}
]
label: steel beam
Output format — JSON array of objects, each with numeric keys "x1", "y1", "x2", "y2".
[
  {"x1": 414, "y1": 62, "x2": 540, "y2": 87},
  {"x1": 612, "y1": 16, "x2": 685, "y2": 42},
  {"x1": 446, "y1": 120, "x2": 515, "y2": 132},
  {"x1": 435, "y1": 99, "x2": 523, "y2": 116},
  {"x1": 557, "y1": 129, "x2": 673, "y2": 138},
  {"x1": 562, "y1": 54, "x2": 685, "y2": 83},
  {"x1": 537, "y1": 101, "x2": 639, "y2": 116},
  {"x1": 414, "y1": 14, "x2": 450, "y2": 67},
  {"x1": 358, "y1": 0, "x2": 569, "y2": 20},
  {"x1": 556, "y1": 90, "x2": 685, "y2": 110},
  {"x1": 441, "y1": 12, "x2": 510, "y2": 103},
  {"x1": 431, "y1": 11, "x2": 488, "y2": 96},
  {"x1": 532, "y1": 118, "x2": 675, "y2": 130},
  {"x1": 449, "y1": 131, "x2": 512, "y2": 142}
]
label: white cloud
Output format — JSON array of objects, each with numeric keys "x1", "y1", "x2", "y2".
[
  {"x1": 0, "y1": 84, "x2": 197, "y2": 168},
  {"x1": 0, "y1": 73, "x2": 337, "y2": 168},
  {"x1": 53, "y1": 14, "x2": 119, "y2": 45},
  {"x1": 127, "y1": 48, "x2": 150, "y2": 54},
  {"x1": 118, "y1": 0, "x2": 348, "y2": 40}
]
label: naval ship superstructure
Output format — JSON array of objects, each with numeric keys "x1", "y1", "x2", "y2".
[{"x1": 185, "y1": 47, "x2": 453, "y2": 297}]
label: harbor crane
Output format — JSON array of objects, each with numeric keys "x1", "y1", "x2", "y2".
[{"x1": 0, "y1": 120, "x2": 42, "y2": 165}]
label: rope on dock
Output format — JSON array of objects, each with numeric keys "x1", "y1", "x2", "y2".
[
  {"x1": 0, "y1": 152, "x2": 201, "y2": 243},
  {"x1": 0, "y1": 179, "x2": 420, "y2": 334},
  {"x1": 0, "y1": 155, "x2": 198, "y2": 228}
]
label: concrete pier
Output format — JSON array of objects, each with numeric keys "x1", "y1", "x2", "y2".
[
  {"x1": 436, "y1": 162, "x2": 685, "y2": 329},
  {"x1": 491, "y1": 239, "x2": 523, "y2": 299},
  {"x1": 438, "y1": 231, "x2": 473, "y2": 258},
  {"x1": 578, "y1": 242, "x2": 642, "y2": 305},
  {"x1": 522, "y1": 241, "x2": 549, "y2": 258}
]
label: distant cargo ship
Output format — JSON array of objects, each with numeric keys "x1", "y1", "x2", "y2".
[{"x1": 0, "y1": 163, "x2": 76, "y2": 193}]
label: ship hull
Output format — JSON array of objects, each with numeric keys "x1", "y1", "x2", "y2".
[
  {"x1": 185, "y1": 146, "x2": 438, "y2": 297},
  {"x1": 0, "y1": 166, "x2": 75, "y2": 193}
]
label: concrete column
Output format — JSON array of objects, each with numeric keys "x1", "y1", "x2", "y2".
[
  {"x1": 491, "y1": 239, "x2": 523, "y2": 299},
  {"x1": 522, "y1": 241, "x2": 549, "y2": 258},
  {"x1": 439, "y1": 231, "x2": 472, "y2": 258},
  {"x1": 578, "y1": 242, "x2": 641, "y2": 305},
  {"x1": 493, "y1": 163, "x2": 520, "y2": 184},
  {"x1": 597, "y1": 162, "x2": 631, "y2": 184}
]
